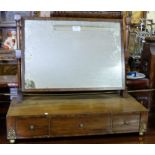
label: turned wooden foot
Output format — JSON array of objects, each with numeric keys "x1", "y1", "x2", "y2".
[
  {"x1": 139, "y1": 123, "x2": 147, "y2": 136},
  {"x1": 9, "y1": 139, "x2": 15, "y2": 144},
  {"x1": 139, "y1": 131, "x2": 144, "y2": 136}
]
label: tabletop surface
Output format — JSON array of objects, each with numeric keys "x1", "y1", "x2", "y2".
[{"x1": 7, "y1": 93, "x2": 148, "y2": 117}]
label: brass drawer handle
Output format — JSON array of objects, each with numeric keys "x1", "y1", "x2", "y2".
[
  {"x1": 29, "y1": 125, "x2": 35, "y2": 130},
  {"x1": 79, "y1": 123, "x2": 84, "y2": 128}
]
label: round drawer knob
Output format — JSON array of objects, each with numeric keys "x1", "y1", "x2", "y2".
[
  {"x1": 44, "y1": 112, "x2": 48, "y2": 116},
  {"x1": 29, "y1": 125, "x2": 35, "y2": 130},
  {"x1": 79, "y1": 123, "x2": 84, "y2": 128}
]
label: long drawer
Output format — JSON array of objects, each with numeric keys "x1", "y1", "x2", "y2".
[
  {"x1": 50, "y1": 114, "x2": 111, "y2": 137},
  {"x1": 16, "y1": 117, "x2": 49, "y2": 138}
]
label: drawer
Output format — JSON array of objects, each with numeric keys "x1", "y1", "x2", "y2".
[
  {"x1": 0, "y1": 87, "x2": 9, "y2": 93},
  {"x1": 0, "y1": 95, "x2": 10, "y2": 101},
  {"x1": 112, "y1": 113, "x2": 140, "y2": 133},
  {"x1": 51, "y1": 114, "x2": 110, "y2": 137},
  {"x1": 0, "y1": 101, "x2": 10, "y2": 114},
  {"x1": 16, "y1": 117, "x2": 49, "y2": 138}
]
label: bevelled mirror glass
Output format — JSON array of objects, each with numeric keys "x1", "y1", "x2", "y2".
[{"x1": 21, "y1": 18, "x2": 125, "y2": 92}]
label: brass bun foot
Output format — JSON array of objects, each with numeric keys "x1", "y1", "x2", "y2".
[
  {"x1": 9, "y1": 139, "x2": 15, "y2": 144},
  {"x1": 139, "y1": 132, "x2": 144, "y2": 136}
]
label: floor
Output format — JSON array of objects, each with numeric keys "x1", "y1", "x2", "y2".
[{"x1": 1, "y1": 113, "x2": 155, "y2": 144}]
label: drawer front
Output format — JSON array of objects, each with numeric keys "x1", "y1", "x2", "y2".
[
  {"x1": 0, "y1": 95, "x2": 10, "y2": 101},
  {"x1": 16, "y1": 117, "x2": 49, "y2": 138},
  {"x1": 0, "y1": 101, "x2": 10, "y2": 114},
  {"x1": 112, "y1": 114, "x2": 140, "y2": 133},
  {"x1": 51, "y1": 114, "x2": 110, "y2": 137}
]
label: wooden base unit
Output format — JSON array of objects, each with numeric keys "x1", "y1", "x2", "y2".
[{"x1": 6, "y1": 94, "x2": 148, "y2": 143}]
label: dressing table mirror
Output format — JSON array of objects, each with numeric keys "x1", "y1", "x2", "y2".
[
  {"x1": 6, "y1": 17, "x2": 148, "y2": 143},
  {"x1": 21, "y1": 18, "x2": 125, "y2": 92}
]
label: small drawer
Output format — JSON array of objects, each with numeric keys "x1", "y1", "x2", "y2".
[
  {"x1": 0, "y1": 95, "x2": 10, "y2": 101},
  {"x1": 0, "y1": 101, "x2": 10, "y2": 114},
  {"x1": 112, "y1": 114, "x2": 140, "y2": 133},
  {"x1": 0, "y1": 87, "x2": 9, "y2": 93},
  {"x1": 16, "y1": 117, "x2": 49, "y2": 138},
  {"x1": 51, "y1": 114, "x2": 110, "y2": 137}
]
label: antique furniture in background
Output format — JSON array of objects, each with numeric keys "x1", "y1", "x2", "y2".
[
  {"x1": 140, "y1": 42, "x2": 155, "y2": 89},
  {"x1": 0, "y1": 11, "x2": 32, "y2": 115},
  {"x1": 126, "y1": 12, "x2": 155, "y2": 115},
  {"x1": 0, "y1": 84, "x2": 10, "y2": 115},
  {"x1": 127, "y1": 42, "x2": 155, "y2": 128},
  {"x1": 140, "y1": 42, "x2": 155, "y2": 111},
  {"x1": 50, "y1": 11, "x2": 122, "y2": 19}
]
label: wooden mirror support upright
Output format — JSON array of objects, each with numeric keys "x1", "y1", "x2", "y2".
[{"x1": 15, "y1": 15, "x2": 21, "y2": 88}]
